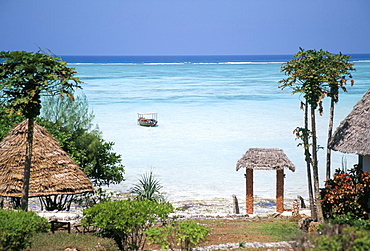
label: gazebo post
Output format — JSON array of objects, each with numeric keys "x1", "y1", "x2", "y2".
[
  {"x1": 276, "y1": 168, "x2": 284, "y2": 213},
  {"x1": 236, "y1": 148, "x2": 295, "y2": 215},
  {"x1": 246, "y1": 168, "x2": 254, "y2": 214}
]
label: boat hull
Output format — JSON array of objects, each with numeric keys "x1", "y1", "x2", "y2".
[{"x1": 138, "y1": 118, "x2": 157, "y2": 127}]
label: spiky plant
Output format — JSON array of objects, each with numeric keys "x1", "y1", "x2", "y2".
[{"x1": 130, "y1": 171, "x2": 165, "y2": 203}]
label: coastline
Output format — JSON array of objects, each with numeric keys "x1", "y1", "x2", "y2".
[{"x1": 28, "y1": 195, "x2": 310, "y2": 218}]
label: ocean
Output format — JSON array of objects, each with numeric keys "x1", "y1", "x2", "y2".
[{"x1": 62, "y1": 54, "x2": 370, "y2": 209}]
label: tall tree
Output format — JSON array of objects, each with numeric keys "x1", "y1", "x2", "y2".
[
  {"x1": 323, "y1": 53, "x2": 355, "y2": 181},
  {"x1": 0, "y1": 51, "x2": 81, "y2": 210},
  {"x1": 279, "y1": 48, "x2": 330, "y2": 221},
  {"x1": 293, "y1": 101, "x2": 316, "y2": 220}
]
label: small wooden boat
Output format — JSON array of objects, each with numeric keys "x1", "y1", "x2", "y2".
[{"x1": 137, "y1": 112, "x2": 158, "y2": 127}]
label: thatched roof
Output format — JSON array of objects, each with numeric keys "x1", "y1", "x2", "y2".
[
  {"x1": 236, "y1": 148, "x2": 295, "y2": 172},
  {"x1": 328, "y1": 89, "x2": 370, "y2": 155},
  {"x1": 0, "y1": 119, "x2": 93, "y2": 197}
]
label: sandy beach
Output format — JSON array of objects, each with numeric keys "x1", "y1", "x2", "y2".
[{"x1": 28, "y1": 195, "x2": 310, "y2": 220}]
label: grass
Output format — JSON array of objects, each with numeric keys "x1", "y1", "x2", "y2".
[
  {"x1": 28, "y1": 218, "x2": 300, "y2": 250},
  {"x1": 195, "y1": 218, "x2": 299, "y2": 245},
  {"x1": 27, "y1": 232, "x2": 119, "y2": 251}
]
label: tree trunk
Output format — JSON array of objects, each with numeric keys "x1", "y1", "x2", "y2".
[
  {"x1": 311, "y1": 106, "x2": 324, "y2": 222},
  {"x1": 326, "y1": 98, "x2": 335, "y2": 181},
  {"x1": 304, "y1": 101, "x2": 317, "y2": 220},
  {"x1": 21, "y1": 117, "x2": 34, "y2": 211}
]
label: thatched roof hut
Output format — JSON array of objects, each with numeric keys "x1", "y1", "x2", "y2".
[
  {"x1": 0, "y1": 119, "x2": 93, "y2": 197},
  {"x1": 236, "y1": 148, "x2": 296, "y2": 172},
  {"x1": 328, "y1": 89, "x2": 370, "y2": 155},
  {"x1": 236, "y1": 148, "x2": 295, "y2": 214}
]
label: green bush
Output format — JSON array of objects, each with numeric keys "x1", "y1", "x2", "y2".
[
  {"x1": 145, "y1": 219, "x2": 210, "y2": 251},
  {"x1": 310, "y1": 224, "x2": 370, "y2": 251},
  {"x1": 0, "y1": 209, "x2": 50, "y2": 250},
  {"x1": 330, "y1": 213, "x2": 370, "y2": 231},
  {"x1": 82, "y1": 199, "x2": 173, "y2": 251}
]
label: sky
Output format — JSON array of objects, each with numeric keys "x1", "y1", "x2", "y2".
[{"x1": 1, "y1": 0, "x2": 370, "y2": 56}]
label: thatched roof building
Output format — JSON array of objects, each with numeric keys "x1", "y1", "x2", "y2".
[
  {"x1": 236, "y1": 148, "x2": 296, "y2": 172},
  {"x1": 328, "y1": 89, "x2": 370, "y2": 155},
  {"x1": 236, "y1": 148, "x2": 295, "y2": 214},
  {"x1": 0, "y1": 119, "x2": 93, "y2": 197}
]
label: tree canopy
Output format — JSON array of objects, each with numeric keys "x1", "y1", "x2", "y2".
[
  {"x1": 0, "y1": 51, "x2": 81, "y2": 118},
  {"x1": 279, "y1": 48, "x2": 355, "y2": 110}
]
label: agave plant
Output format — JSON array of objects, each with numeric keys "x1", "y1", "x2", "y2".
[{"x1": 130, "y1": 171, "x2": 165, "y2": 203}]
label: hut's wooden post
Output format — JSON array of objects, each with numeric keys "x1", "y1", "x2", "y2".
[
  {"x1": 246, "y1": 168, "x2": 254, "y2": 214},
  {"x1": 276, "y1": 168, "x2": 284, "y2": 213},
  {"x1": 232, "y1": 195, "x2": 240, "y2": 214}
]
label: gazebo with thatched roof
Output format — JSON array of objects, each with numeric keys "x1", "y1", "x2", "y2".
[
  {"x1": 236, "y1": 148, "x2": 295, "y2": 214},
  {"x1": 329, "y1": 89, "x2": 370, "y2": 171},
  {"x1": 0, "y1": 119, "x2": 93, "y2": 208}
]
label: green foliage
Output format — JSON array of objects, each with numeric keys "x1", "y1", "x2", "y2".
[
  {"x1": 82, "y1": 199, "x2": 174, "y2": 251},
  {"x1": 279, "y1": 48, "x2": 355, "y2": 111},
  {"x1": 279, "y1": 48, "x2": 328, "y2": 109},
  {"x1": 130, "y1": 171, "x2": 165, "y2": 202},
  {"x1": 40, "y1": 94, "x2": 94, "y2": 132},
  {"x1": 0, "y1": 209, "x2": 50, "y2": 250},
  {"x1": 293, "y1": 126, "x2": 312, "y2": 149},
  {"x1": 330, "y1": 214, "x2": 370, "y2": 231},
  {"x1": 77, "y1": 132, "x2": 125, "y2": 186},
  {"x1": 38, "y1": 95, "x2": 125, "y2": 187},
  {"x1": 0, "y1": 50, "x2": 81, "y2": 118},
  {"x1": 308, "y1": 224, "x2": 370, "y2": 251},
  {"x1": 322, "y1": 168, "x2": 370, "y2": 219},
  {"x1": 0, "y1": 102, "x2": 25, "y2": 140},
  {"x1": 145, "y1": 220, "x2": 210, "y2": 251}
]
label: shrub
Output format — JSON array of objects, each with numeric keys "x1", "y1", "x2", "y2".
[
  {"x1": 0, "y1": 209, "x2": 50, "y2": 250},
  {"x1": 321, "y1": 168, "x2": 370, "y2": 219},
  {"x1": 329, "y1": 213, "x2": 370, "y2": 231},
  {"x1": 130, "y1": 171, "x2": 165, "y2": 203},
  {"x1": 145, "y1": 219, "x2": 210, "y2": 251},
  {"x1": 309, "y1": 224, "x2": 370, "y2": 251},
  {"x1": 82, "y1": 199, "x2": 173, "y2": 251}
]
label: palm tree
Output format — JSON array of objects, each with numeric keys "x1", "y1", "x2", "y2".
[
  {"x1": 324, "y1": 53, "x2": 355, "y2": 181},
  {"x1": 279, "y1": 48, "x2": 329, "y2": 221},
  {"x1": 0, "y1": 51, "x2": 81, "y2": 210}
]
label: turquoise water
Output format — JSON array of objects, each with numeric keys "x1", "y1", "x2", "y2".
[{"x1": 66, "y1": 55, "x2": 370, "y2": 203}]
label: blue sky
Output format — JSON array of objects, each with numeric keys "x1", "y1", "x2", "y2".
[{"x1": 1, "y1": 0, "x2": 370, "y2": 56}]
